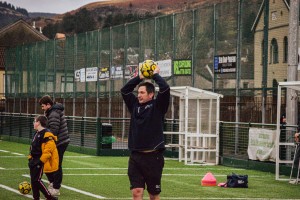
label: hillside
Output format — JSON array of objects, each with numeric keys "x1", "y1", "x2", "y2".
[
  {"x1": 1, "y1": 0, "x2": 261, "y2": 38},
  {"x1": 39, "y1": 0, "x2": 224, "y2": 38},
  {"x1": 0, "y1": 1, "x2": 58, "y2": 30},
  {"x1": 55, "y1": 0, "x2": 219, "y2": 19},
  {"x1": 77, "y1": 0, "x2": 212, "y2": 14},
  {"x1": 0, "y1": 0, "x2": 231, "y2": 29},
  {"x1": 29, "y1": 12, "x2": 58, "y2": 18},
  {"x1": 34, "y1": 0, "x2": 205, "y2": 24},
  {"x1": 0, "y1": 6, "x2": 28, "y2": 28}
]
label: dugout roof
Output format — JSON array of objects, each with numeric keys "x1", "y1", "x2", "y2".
[
  {"x1": 169, "y1": 86, "x2": 223, "y2": 100},
  {"x1": 278, "y1": 81, "x2": 300, "y2": 91}
]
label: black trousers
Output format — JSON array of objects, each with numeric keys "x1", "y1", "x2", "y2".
[
  {"x1": 294, "y1": 144, "x2": 300, "y2": 166},
  {"x1": 29, "y1": 163, "x2": 53, "y2": 200},
  {"x1": 47, "y1": 142, "x2": 69, "y2": 189}
]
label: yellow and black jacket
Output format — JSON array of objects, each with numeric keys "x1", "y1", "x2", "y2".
[{"x1": 28, "y1": 129, "x2": 59, "y2": 173}]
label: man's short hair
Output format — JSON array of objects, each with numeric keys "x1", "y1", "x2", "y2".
[
  {"x1": 35, "y1": 115, "x2": 48, "y2": 127},
  {"x1": 39, "y1": 95, "x2": 53, "y2": 106},
  {"x1": 138, "y1": 82, "x2": 155, "y2": 94}
]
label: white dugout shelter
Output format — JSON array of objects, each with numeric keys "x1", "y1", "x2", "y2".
[
  {"x1": 276, "y1": 81, "x2": 299, "y2": 180},
  {"x1": 165, "y1": 86, "x2": 223, "y2": 165}
]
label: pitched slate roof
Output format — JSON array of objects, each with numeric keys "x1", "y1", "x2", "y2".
[
  {"x1": 0, "y1": 19, "x2": 48, "y2": 47},
  {"x1": 251, "y1": 0, "x2": 290, "y2": 32}
]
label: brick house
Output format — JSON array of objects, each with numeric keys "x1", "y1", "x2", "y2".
[
  {"x1": 0, "y1": 19, "x2": 48, "y2": 111},
  {"x1": 251, "y1": 0, "x2": 299, "y2": 89}
]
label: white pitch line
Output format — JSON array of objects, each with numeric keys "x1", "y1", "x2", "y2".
[
  {"x1": 1, "y1": 168, "x2": 267, "y2": 178},
  {"x1": 58, "y1": 173, "x2": 264, "y2": 178},
  {"x1": 11, "y1": 152, "x2": 25, "y2": 156},
  {"x1": 59, "y1": 167, "x2": 245, "y2": 171},
  {"x1": 0, "y1": 149, "x2": 25, "y2": 156},
  {"x1": 70, "y1": 198, "x2": 300, "y2": 200},
  {"x1": 0, "y1": 168, "x2": 28, "y2": 170},
  {"x1": 0, "y1": 155, "x2": 95, "y2": 158},
  {"x1": 0, "y1": 167, "x2": 247, "y2": 171},
  {"x1": 64, "y1": 174, "x2": 127, "y2": 176},
  {"x1": 0, "y1": 184, "x2": 33, "y2": 199},
  {"x1": 22, "y1": 174, "x2": 106, "y2": 199},
  {"x1": 152, "y1": 197, "x2": 299, "y2": 200},
  {"x1": 0, "y1": 156, "x2": 25, "y2": 158},
  {"x1": 64, "y1": 155, "x2": 97, "y2": 157}
]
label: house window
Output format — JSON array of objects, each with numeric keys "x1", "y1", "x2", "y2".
[
  {"x1": 273, "y1": 79, "x2": 278, "y2": 87},
  {"x1": 39, "y1": 75, "x2": 54, "y2": 93},
  {"x1": 283, "y1": 36, "x2": 288, "y2": 63},
  {"x1": 270, "y1": 38, "x2": 278, "y2": 64},
  {"x1": 61, "y1": 76, "x2": 74, "y2": 93},
  {"x1": 6, "y1": 74, "x2": 19, "y2": 94}
]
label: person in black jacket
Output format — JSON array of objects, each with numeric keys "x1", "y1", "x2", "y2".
[
  {"x1": 39, "y1": 95, "x2": 70, "y2": 197},
  {"x1": 29, "y1": 115, "x2": 58, "y2": 200},
  {"x1": 121, "y1": 65, "x2": 170, "y2": 200}
]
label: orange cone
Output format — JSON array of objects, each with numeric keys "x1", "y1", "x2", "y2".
[{"x1": 201, "y1": 172, "x2": 217, "y2": 186}]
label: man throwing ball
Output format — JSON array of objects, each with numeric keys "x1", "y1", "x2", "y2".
[{"x1": 121, "y1": 62, "x2": 170, "y2": 200}]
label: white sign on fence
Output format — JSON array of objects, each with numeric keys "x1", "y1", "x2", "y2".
[
  {"x1": 76, "y1": 67, "x2": 98, "y2": 82},
  {"x1": 247, "y1": 127, "x2": 276, "y2": 162},
  {"x1": 157, "y1": 59, "x2": 172, "y2": 77}
]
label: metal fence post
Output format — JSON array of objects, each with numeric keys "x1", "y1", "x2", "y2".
[
  {"x1": 18, "y1": 113, "x2": 22, "y2": 137},
  {"x1": 219, "y1": 121, "x2": 223, "y2": 157},
  {"x1": 9, "y1": 113, "x2": 12, "y2": 136},
  {"x1": 96, "y1": 117, "x2": 102, "y2": 156},
  {"x1": 80, "y1": 117, "x2": 85, "y2": 147},
  {"x1": 29, "y1": 114, "x2": 33, "y2": 141}
]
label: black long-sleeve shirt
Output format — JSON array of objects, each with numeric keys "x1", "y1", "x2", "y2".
[{"x1": 121, "y1": 74, "x2": 170, "y2": 152}]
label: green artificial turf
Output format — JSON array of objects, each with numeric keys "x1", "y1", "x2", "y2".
[{"x1": 0, "y1": 140, "x2": 299, "y2": 200}]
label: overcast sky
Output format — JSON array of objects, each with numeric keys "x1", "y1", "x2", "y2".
[{"x1": 4, "y1": 0, "x2": 106, "y2": 14}]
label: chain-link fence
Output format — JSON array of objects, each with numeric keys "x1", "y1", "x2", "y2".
[
  {"x1": 220, "y1": 121, "x2": 298, "y2": 175},
  {"x1": 2, "y1": 112, "x2": 298, "y2": 175},
  {"x1": 0, "y1": 112, "x2": 127, "y2": 155},
  {"x1": 0, "y1": 112, "x2": 180, "y2": 156},
  {"x1": 5, "y1": 0, "x2": 287, "y2": 123}
]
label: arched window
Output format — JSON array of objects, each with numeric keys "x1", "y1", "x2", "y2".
[
  {"x1": 283, "y1": 36, "x2": 288, "y2": 63},
  {"x1": 272, "y1": 79, "x2": 278, "y2": 97},
  {"x1": 270, "y1": 38, "x2": 278, "y2": 64}
]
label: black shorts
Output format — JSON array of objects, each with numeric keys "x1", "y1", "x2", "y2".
[{"x1": 128, "y1": 150, "x2": 164, "y2": 195}]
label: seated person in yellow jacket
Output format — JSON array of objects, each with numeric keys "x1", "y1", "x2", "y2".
[{"x1": 28, "y1": 115, "x2": 59, "y2": 200}]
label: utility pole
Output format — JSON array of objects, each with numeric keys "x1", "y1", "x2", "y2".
[{"x1": 286, "y1": 0, "x2": 299, "y2": 127}]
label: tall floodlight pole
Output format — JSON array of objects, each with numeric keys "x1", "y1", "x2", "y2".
[
  {"x1": 234, "y1": 0, "x2": 242, "y2": 155},
  {"x1": 286, "y1": 0, "x2": 299, "y2": 127},
  {"x1": 213, "y1": 4, "x2": 216, "y2": 92},
  {"x1": 236, "y1": 0, "x2": 242, "y2": 123},
  {"x1": 262, "y1": 0, "x2": 269, "y2": 124}
]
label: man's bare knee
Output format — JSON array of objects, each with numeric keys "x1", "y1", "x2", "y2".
[{"x1": 132, "y1": 188, "x2": 144, "y2": 200}]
